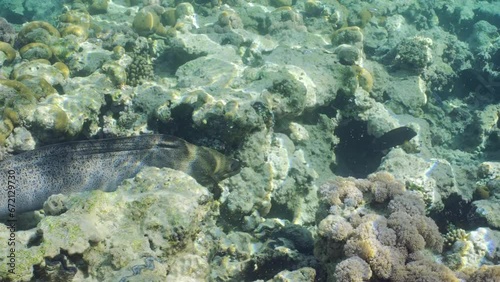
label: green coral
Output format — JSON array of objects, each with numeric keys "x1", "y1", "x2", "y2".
[
  {"x1": 102, "y1": 61, "x2": 127, "y2": 87},
  {"x1": 71, "y1": 0, "x2": 109, "y2": 15},
  {"x1": 126, "y1": 51, "x2": 154, "y2": 86},
  {"x1": 88, "y1": 0, "x2": 108, "y2": 14},
  {"x1": 50, "y1": 37, "x2": 80, "y2": 62},
  {"x1": 444, "y1": 226, "x2": 470, "y2": 248}
]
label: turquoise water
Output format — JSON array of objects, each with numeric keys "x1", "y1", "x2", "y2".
[{"x1": 0, "y1": 0, "x2": 499, "y2": 281}]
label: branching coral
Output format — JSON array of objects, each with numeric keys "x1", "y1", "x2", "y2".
[
  {"x1": 126, "y1": 50, "x2": 154, "y2": 87},
  {"x1": 444, "y1": 227, "x2": 470, "y2": 248}
]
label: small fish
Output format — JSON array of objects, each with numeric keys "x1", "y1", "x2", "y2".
[
  {"x1": 371, "y1": 126, "x2": 417, "y2": 151},
  {"x1": 0, "y1": 135, "x2": 240, "y2": 217}
]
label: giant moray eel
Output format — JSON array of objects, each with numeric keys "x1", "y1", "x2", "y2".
[{"x1": 0, "y1": 134, "x2": 241, "y2": 217}]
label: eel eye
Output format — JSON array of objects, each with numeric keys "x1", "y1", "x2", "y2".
[{"x1": 230, "y1": 160, "x2": 241, "y2": 172}]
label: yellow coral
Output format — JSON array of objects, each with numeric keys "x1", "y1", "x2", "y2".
[
  {"x1": 102, "y1": 62, "x2": 127, "y2": 87},
  {"x1": 358, "y1": 8, "x2": 373, "y2": 27},
  {"x1": 132, "y1": 9, "x2": 160, "y2": 36},
  {"x1": 272, "y1": 6, "x2": 293, "y2": 12},
  {"x1": 352, "y1": 65, "x2": 374, "y2": 92},
  {"x1": 31, "y1": 58, "x2": 51, "y2": 65},
  {"x1": 3, "y1": 107, "x2": 19, "y2": 125},
  {"x1": 445, "y1": 227, "x2": 470, "y2": 247},
  {"x1": 358, "y1": 239, "x2": 376, "y2": 260},
  {"x1": 175, "y1": 2, "x2": 195, "y2": 18},
  {"x1": 112, "y1": 46, "x2": 125, "y2": 60},
  {"x1": 0, "y1": 41, "x2": 16, "y2": 63},
  {"x1": 18, "y1": 21, "x2": 60, "y2": 45},
  {"x1": 0, "y1": 79, "x2": 36, "y2": 102},
  {"x1": 61, "y1": 24, "x2": 88, "y2": 41},
  {"x1": 0, "y1": 79, "x2": 38, "y2": 143},
  {"x1": 52, "y1": 105, "x2": 70, "y2": 133},
  {"x1": 53, "y1": 62, "x2": 70, "y2": 79},
  {"x1": 16, "y1": 76, "x2": 57, "y2": 99},
  {"x1": 161, "y1": 8, "x2": 177, "y2": 27},
  {"x1": 59, "y1": 9, "x2": 91, "y2": 29},
  {"x1": 19, "y1": 42, "x2": 53, "y2": 61},
  {"x1": 269, "y1": 0, "x2": 292, "y2": 8},
  {"x1": 0, "y1": 118, "x2": 14, "y2": 144}
]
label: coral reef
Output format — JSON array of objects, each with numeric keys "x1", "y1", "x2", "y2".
[
  {"x1": 335, "y1": 44, "x2": 363, "y2": 66},
  {"x1": 395, "y1": 36, "x2": 433, "y2": 72},
  {"x1": 132, "y1": 7, "x2": 166, "y2": 36},
  {"x1": 0, "y1": 0, "x2": 500, "y2": 280},
  {"x1": 0, "y1": 167, "x2": 212, "y2": 281},
  {"x1": 334, "y1": 256, "x2": 372, "y2": 282},
  {"x1": 332, "y1": 26, "x2": 364, "y2": 47},
  {"x1": 0, "y1": 17, "x2": 16, "y2": 45},
  {"x1": 0, "y1": 41, "x2": 16, "y2": 64},
  {"x1": 126, "y1": 50, "x2": 154, "y2": 86},
  {"x1": 469, "y1": 265, "x2": 500, "y2": 282},
  {"x1": 316, "y1": 172, "x2": 449, "y2": 281}
]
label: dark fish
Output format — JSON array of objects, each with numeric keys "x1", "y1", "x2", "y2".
[
  {"x1": 334, "y1": 121, "x2": 417, "y2": 177},
  {"x1": 0, "y1": 135, "x2": 240, "y2": 217},
  {"x1": 371, "y1": 126, "x2": 417, "y2": 151}
]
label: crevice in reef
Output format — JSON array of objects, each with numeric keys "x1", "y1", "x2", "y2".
[{"x1": 333, "y1": 119, "x2": 383, "y2": 178}]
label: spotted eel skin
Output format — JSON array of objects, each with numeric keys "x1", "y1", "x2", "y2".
[{"x1": 0, "y1": 135, "x2": 240, "y2": 217}]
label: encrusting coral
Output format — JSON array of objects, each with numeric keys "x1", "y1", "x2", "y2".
[{"x1": 395, "y1": 36, "x2": 433, "y2": 72}]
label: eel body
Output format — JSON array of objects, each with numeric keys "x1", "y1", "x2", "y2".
[{"x1": 0, "y1": 135, "x2": 240, "y2": 217}]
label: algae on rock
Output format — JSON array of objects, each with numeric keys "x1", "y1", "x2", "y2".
[{"x1": 0, "y1": 167, "x2": 212, "y2": 281}]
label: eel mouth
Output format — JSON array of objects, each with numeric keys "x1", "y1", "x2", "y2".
[{"x1": 215, "y1": 159, "x2": 241, "y2": 182}]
